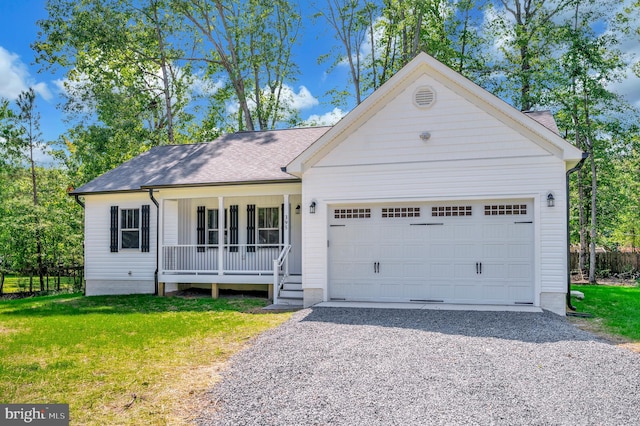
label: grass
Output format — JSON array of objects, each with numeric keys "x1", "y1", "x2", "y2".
[
  {"x1": 0, "y1": 293, "x2": 293, "y2": 425},
  {"x1": 1, "y1": 274, "x2": 78, "y2": 293},
  {"x1": 571, "y1": 284, "x2": 640, "y2": 342}
]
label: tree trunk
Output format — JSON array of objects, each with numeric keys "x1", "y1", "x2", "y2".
[
  {"x1": 28, "y1": 112, "x2": 44, "y2": 292},
  {"x1": 151, "y1": 0, "x2": 175, "y2": 145},
  {"x1": 588, "y1": 153, "x2": 597, "y2": 283},
  {"x1": 578, "y1": 167, "x2": 587, "y2": 275}
]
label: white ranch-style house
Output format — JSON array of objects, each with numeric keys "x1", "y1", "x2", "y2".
[{"x1": 71, "y1": 53, "x2": 585, "y2": 315}]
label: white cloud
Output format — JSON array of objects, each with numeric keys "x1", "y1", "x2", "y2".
[
  {"x1": 304, "y1": 107, "x2": 346, "y2": 126},
  {"x1": 282, "y1": 85, "x2": 319, "y2": 110},
  {"x1": 225, "y1": 83, "x2": 320, "y2": 121},
  {"x1": 0, "y1": 46, "x2": 52, "y2": 101},
  {"x1": 190, "y1": 74, "x2": 224, "y2": 96}
]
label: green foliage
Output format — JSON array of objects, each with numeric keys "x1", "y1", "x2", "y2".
[
  {"x1": 173, "y1": 0, "x2": 302, "y2": 131},
  {"x1": 0, "y1": 294, "x2": 291, "y2": 425},
  {"x1": 0, "y1": 166, "x2": 82, "y2": 274},
  {"x1": 35, "y1": 0, "x2": 196, "y2": 187},
  {"x1": 572, "y1": 284, "x2": 640, "y2": 341}
]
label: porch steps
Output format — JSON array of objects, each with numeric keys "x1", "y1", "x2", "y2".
[{"x1": 276, "y1": 276, "x2": 303, "y2": 306}]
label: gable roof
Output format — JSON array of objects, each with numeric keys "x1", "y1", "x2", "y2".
[
  {"x1": 72, "y1": 126, "x2": 330, "y2": 195},
  {"x1": 286, "y1": 52, "x2": 584, "y2": 175},
  {"x1": 523, "y1": 111, "x2": 560, "y2": 135}
]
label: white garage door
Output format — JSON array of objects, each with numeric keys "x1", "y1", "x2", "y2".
[{"x1": 328, "y1": 201, "x2": 534, "y2": 305}]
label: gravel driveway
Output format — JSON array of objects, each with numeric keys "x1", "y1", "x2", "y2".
[{"x1": 197, "y1": 308, "x2": 640, "y2": 425}]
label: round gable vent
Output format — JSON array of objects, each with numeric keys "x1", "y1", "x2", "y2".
[{"x1": 413, "y1": 86, "x2": 436, "y2": 109}]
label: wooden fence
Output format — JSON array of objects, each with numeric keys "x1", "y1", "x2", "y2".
[
  {"x1": 570, "y1": 252, "x2": 640, "y2": 275},
  {"x1": 0, "y1": 265, "x2": 83, "y2": 295}
]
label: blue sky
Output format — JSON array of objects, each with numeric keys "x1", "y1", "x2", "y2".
[
  {"x1": 0, "y1": 0, "x2": 348, "y2": 146},
  {"x1": 1, "y1": 1, "x2": 638, "y2": 151}
]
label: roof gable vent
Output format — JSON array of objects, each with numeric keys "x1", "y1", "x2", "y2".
[{"x1": 413, "y1": 86, "x2": 436, "y2": 109}]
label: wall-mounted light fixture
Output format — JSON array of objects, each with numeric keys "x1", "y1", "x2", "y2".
[
  {"x1": 419, "y1": 131, "x2": 431, "y2": 141},
  {"x1": 309, "y1": 201, "x2": 317, "y2": 214},
  {"x1": 295, "y1": 205, "x2": 301, "y2": 215},
  {"x1": 547, "y1": 193, "x2": 555, "y2": 208}
]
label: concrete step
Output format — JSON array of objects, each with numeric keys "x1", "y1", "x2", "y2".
[
  {"x1": 283, "y1": 282, "x2": 302, "y2": 291},
  {"x1": 279, "y1": 289, "x2": 303, "y2": 299},
  {"x1": 286, "y1": 275, "x2": 302, "y2": 284},
  {"x1": 275, "y1": 297, "x2": 303, "y2": 307}
]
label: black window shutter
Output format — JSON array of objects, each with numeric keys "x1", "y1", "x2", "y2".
[
  {"x1": 141, "y1": 204, "x2": 150, "y2": 252},
  {"x1": 230, "y1": 205, "x2": 239, "y2": 252},
  {"x1": 247, "y1": 204, "x2": 256, "y2": 252},
  {"x1": 197, "y1": 206, "x2": 206, "y2": 252},
  {"x1": 110, "y1": 206, "x2": 119, "y2": 252}
]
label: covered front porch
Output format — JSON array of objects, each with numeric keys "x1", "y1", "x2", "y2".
[{"x1": 155, "y1": 186, "x2": 303, "y2": 304}]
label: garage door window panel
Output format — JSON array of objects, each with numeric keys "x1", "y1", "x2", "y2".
[
  {"x1": 484, "y1": 204, "x2": 527, "y2": 215},
  {"x1": 432, "y1": 206, "x2": 472, "y2": 217},
  {"x1": 334, "y1": 208, "x2": 371, "y2": 219},
  {"x1": 381, "y1": 207, "x2": 420, "y2": 218}
]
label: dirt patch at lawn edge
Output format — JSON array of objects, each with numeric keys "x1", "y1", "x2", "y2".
[{"x1": 568, "y1": 316, "x2": 640, "y2": 353}]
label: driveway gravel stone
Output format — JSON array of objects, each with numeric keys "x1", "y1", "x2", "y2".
[{"x1": 197, "y1": 308, "x2": 640, "y2": 425}]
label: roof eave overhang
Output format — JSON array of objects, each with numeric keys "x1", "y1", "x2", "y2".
[
  {"x1": 68, "y1": 189, "x2": 148, "y2": 197},
  {"x1": 140, "y1": 178, "x2": 301, "y2": 190}
]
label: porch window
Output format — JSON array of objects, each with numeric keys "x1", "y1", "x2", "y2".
[
  {"x1": 207, "y1": 209, "x2": 226, "y2": 245},
  {"x1": 121, "y1": 208, "x2": 140, "y2": 249},
  {"x1": 258, "y1": 207, "x2": 279, "y2": 245}
]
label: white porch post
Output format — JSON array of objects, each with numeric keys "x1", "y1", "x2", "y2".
[
  {"x1": 218, "y1": 196, "x2": 224, "y2": 275},
  {"x1": 283, "y1": 194, "x2": 290, "y2": 246},
  {"x1": 283, "y1": 194, "x2": 290, "y2": 274}
]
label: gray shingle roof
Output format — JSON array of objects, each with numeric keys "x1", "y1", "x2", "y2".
[
  {"x1": 72, "y1": 111, "x2": 561, "y2": 196},
  {"x1": 72, "y1": 126, "x2": 331, "y2": 194},
  {"x1": 524, "y1": 110, "x2": 560, "y2": 135}
]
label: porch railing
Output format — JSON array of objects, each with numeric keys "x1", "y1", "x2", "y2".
[
  {"x1": 162, "y1": 244, "x2": 284, "y2": 275},
  {"x1": 273, "y1": 245, "x2": 291, "y2": 305}
]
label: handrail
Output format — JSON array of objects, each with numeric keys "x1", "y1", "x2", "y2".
[
  {"x1": 273, "y1": 245, "x2": 291, "y2": 305},
  {"x1": 276, "y1": 244, "x2": 291, "y2": 264},
  {"x1": 162, "y1": 244, "x2": 284, "y2": 274}
]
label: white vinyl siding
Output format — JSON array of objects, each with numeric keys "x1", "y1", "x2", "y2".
[
  {"x1": 163, "y1": 200, "x2": 178, "y2": 245},
  {"x1": 300, "y1": 74, "x2": 569, "y2": 313},
  {"x1": 315, "y1": 77, "x2": 555, "y2": 169},
  {"x1": 84, "y1": 193, "x2": 156, "y2": 283}
]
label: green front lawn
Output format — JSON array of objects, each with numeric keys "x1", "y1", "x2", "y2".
[
  {"x1": 0, "y1": 294, "x2": 292, "y2": 425},
  {"x1": 571, "y1": 284, "x2": 640, "y2": 341}
]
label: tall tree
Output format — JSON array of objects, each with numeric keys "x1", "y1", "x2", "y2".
[
  {"x1": 314, "y1": 0, "x2": 378, "y2": 105},
  {"x1": 551, "y1": 1, "x2": 633, "y2": 282},
  {"x1": 173, "y1": 0, "x2": 301, "y2": 131},
  {"x1": 35, "y1": 0, "x2": 194, "y2": 188},
  {"x1": 488, "y1": 0, "x2": 575, "y2": 111},
  {"x1": 317, "y1": 0, "x2": 489, "y2": 107},
  {"x1": 1, "y1": 90, "x2": 47, "y2": 290}
]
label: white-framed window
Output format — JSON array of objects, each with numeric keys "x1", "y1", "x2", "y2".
[
  {"x1": 258, "y1": 207, "x2": 279, "y2": 245},
  {"x1": 120, "y1": 208, "x2": 140, "y2": 249},
  {"x1": 207, "y1": 209, "x2": 225, "y2": 245}
]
